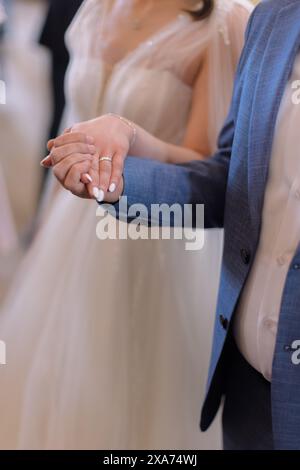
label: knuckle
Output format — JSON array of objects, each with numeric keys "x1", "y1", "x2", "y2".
[
  {"x1": 53, "y1": 136, "x2": 64, "y2": 147},
  {"x1": 118, "y1": 143, "x2": 128, "y2": 153},
  {"x1": 72, "y1": 129, "x2": 85, "y2": 140},
  {"x1": 50, "y1": 149, "x2": 59, "y2": 162},
  {"x1": 90, "y1": 159, "x2": 98, "y2": 170},
  {"x1": 69, "y1": 143, "x2": 79, "y2": 154},
  {"x1": 66, "y1": 155, "x2": 81, "y2": 167},
  {"x1": 79, "y1": 143, "x2": 90, "y2": 153},
  {"x1": 78, "y1": 164, "x2": 89, "y2": 175},
  {"x1": 65, "y1": 170, "x2": 79, "y2": 189},
  {"x1": 69, "y1": 165, "x2": 79, "y2": 179},
  {"x1": 66, "y1": 143, "x2": 75, "y2": 155}
]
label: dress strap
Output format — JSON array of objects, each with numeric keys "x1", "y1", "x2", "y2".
[{"x1": 215, "y1": 0, "x2": 253, "y2": 46}]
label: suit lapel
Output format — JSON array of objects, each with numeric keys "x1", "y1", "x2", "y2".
[{"x1": 248, "y1": 1, "x2": 300, "y2": 231}]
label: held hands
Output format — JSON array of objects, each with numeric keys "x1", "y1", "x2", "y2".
[{"x1": 41, "y1": 114, "x2": 137, "y2": 203}]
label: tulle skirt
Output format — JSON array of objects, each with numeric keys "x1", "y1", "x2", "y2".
[
  {"x1": 0, "y1": 189, "x2": 223, "y2": 449},
  {"x1": 0, "y1": 164, "x2": 20, "y2": 301}
]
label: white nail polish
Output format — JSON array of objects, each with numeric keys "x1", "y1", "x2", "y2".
[
  {"x1": 109, "y1": 183, "x2": 116, "y2": 193},
  {"x1": 93, "y1": 187, "x2": 99, "y2": 199},
  {"x1": 40, "y1": 156, "x2": 51, "y2": 167},
  {"x1": 85, "y1": 174, "x2": 93, "y2": 183},
  {"x1": 97, "y1": 189, "x2": 105, "y2": 202}
]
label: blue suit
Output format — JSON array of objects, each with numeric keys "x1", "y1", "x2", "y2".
[{"x1": 115, "y1": 0, "x2": 300, "y2": 449}]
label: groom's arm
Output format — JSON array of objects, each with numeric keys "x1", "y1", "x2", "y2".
[
  {"x1": 112, "y1": 6, "x2": 258, "y2": 228},
  {"x1": 118, "y1": 116, "x2": 233, "y2": 229},
  {"x1": 115, "y1": 114, "x2": 231, "y2": 228}
]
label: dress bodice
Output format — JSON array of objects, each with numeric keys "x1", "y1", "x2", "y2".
[{"x1": 63, "y1": 0, "x2": 252, "y2": 147}]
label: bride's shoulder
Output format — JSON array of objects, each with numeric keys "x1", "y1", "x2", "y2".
[
  {"x1": 213, "y1": 0, "x2": 253, "y2": 45},
  {"x1": 216, "y1": 0, "x2": 254, "y2": 19},
  {"x1": 216, "y1": 0, "x2": 254, "y2": 21}
]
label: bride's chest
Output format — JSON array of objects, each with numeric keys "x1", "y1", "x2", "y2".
[
  {"x1": 98, "y1": 17, "x2": 175, "y2": 66},
  {"x1": 97, "y1": 5, "x2": 184, "y2": 64},
  {"x1": 65, "y1": 54, "x2": 192, "y2": 117}
]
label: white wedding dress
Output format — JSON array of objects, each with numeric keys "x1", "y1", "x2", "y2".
[
  {"x1": 0, "y1": 0, "x2": 252, "y2": 450},
  {"x1": 0, "y1": 162, "x2": 19, "y2": 301}
]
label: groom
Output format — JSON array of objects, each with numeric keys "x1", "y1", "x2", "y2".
[{"x1": 51, "y1": 0, "x2": 300, "y2": 450}]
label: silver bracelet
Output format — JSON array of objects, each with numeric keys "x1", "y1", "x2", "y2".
[{"x1": 107, "y1": 113, "x2": 137, "y2": 147}]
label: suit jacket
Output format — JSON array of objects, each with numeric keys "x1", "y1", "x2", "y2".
[{"x1": 114, "y1": 0, "x2": 300, "y2": 449}]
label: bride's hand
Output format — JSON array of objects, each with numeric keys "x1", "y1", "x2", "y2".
[
  {"x1": 42, "y1": 130, "x2": 124, "y2": 201},
  {"x1": 42, "y1": 114, "x2": 135, "y2": 201}
]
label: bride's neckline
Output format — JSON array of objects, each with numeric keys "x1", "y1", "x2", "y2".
[{"x1": 103, "y1": 12, "x2": 191, "y2": 70}]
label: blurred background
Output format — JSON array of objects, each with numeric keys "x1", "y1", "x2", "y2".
[{"x1": 0, "y1": 0, "x2": 83, "y2": 300}]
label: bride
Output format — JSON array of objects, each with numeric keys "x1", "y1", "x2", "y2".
[{"x1": 0, "y1": 0, "x2": 252, "y2": 450}]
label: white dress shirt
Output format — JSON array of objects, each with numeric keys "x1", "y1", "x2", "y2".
[{"x1": 234, "y1": 53, "x2": 300, "y2": 381}]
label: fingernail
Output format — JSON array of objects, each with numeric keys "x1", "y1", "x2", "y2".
[
  {"x1": 89, "y1": 145, "x2": 96, "y2": 154},
  {"x1": 40, "y1": 155, "x2": 51, "y2": 167},
  {"x1": 87, "y1": 136, "x2": 95, "y2": 144},
  {"x1": 93, "y1": 187, "x2": 99, "y2": 199},
  {"x1": 84, "y1": 173, "x2": 93, "y2": 183},
  {"x1": 109, "y1": 183, "x2": 116, "y2": 193},
  {"x1": 97, "y1": 189, "x2": 105, "y2": 202}
]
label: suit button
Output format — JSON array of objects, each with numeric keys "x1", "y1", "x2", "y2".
[
  {"x1": 240, "y1": 248, "x2": 251, "y2": 265},
  {"x1": 219, "y1": 315, "x2": 229, "y2": 331}
]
